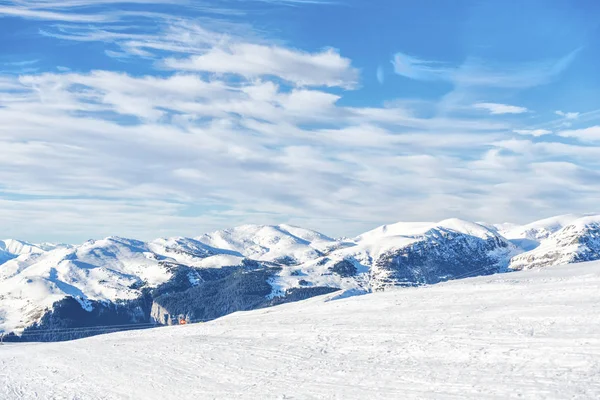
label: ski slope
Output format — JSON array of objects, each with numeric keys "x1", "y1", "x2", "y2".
[{"x1": 1, "y1": 262, "x2": 600, "y2": 399}]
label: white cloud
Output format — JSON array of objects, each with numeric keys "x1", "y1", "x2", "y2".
[
  {"x1": 164, "y1": 44, "x2": 358, "y2": 88},
  {"x1": 558, "y1": 126, "x2": 600, "y2": 142},
  {"x1": 555, "y1": 110, "x2": 580, "y2": 120},
  {"x1": 0, "y1": 70, "x2": 487, "y2": 238},
  {"x1": 513, "y1": 129, "x2": 552, "y2": 137},
  {"x1": 473, "y1": 103, "x2": 528, "y2": 115},
  {"x1": 2, "y1": 66, "x2": 598, "y2": 242}
]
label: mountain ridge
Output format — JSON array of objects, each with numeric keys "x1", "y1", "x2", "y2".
[{"x1": 2, "y1": 214, "x2": 600, "y2": 341}]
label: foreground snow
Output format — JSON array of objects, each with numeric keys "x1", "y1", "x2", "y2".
[{"x1": 1, "y1": 262, "x2": 600, "y2": 399}]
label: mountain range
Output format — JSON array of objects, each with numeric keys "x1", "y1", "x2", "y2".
[{"x1": 1, "y1": 213, "x2": 599, "y2": 341}]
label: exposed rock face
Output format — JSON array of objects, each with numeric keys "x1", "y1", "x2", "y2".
[
  {"x1": 14, "y1": 265, "x2": 283, "y2": 341},
  {"x1": 369, "y1": 227, "x2": 514, "y2": 289},
  {"x1": 151, "y1": 267, "x2": 277, "y2": 323},
  {"x1": 329, "y1": 260, "x2": 358, "y2": 278},
  {"x1": 150, "y1": 267, "x2": 341, "y2": 326},
  {"x1": 12, "y1": 294, "x2": 153, "y2": 342},
  {"x1": 150, "y1": 302, "x2": 173, "y2": 326}
]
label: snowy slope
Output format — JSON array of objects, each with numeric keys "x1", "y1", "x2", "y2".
[
  {"x1": 0, "y1": 239, "x2": 45, "y2": 265},
  {"x1": 498, "y1": 214, "x2": 589, "y2": 251},
  {"x1": 0, "y1": 239, "x2": 45, "y2": 256},
  {"x1": 1, "y1": 261, "x2": 599, "y2": 399},
  {"x1": 195, "y1": 224, "x2": 345, "y2": 264},
  {"x1": 0, "y1": 239, "x2": 71, "y2": 266},
  {"x1": 356, "y1": 218, "x2": 498, "y2": 242},
  {"x1": 149, "y1": 236, "x2": 244, "y2": 267}
]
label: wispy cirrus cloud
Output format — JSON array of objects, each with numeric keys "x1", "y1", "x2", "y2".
[
  {"x1": 555, "y1": 110, "x2": 580, "y2": 120},
  {"x1": 236, "y1": 0, "x2": 334, "y2": 4},
  {"x1": 473, "y1": 103, "x2": 528, "y2": 115},
  {"x1": 32, "y1": 5, "x2": 357, "y2": 89},
  {"x1": 0, "y1": 59, "x2": 39, "y2": 74},
  {"x1": 0, "y1": 4, "x2": 113, "y2": 21},
  {"x1": 1, "y1": 0, "x2": 182, "y2": 6},
  {"x1": 391, "y1": 53, "x2": 449, "y2": 81},
  {"x1": 0, "y1": 0, "x2": 250, "y2": 23},
  {"x1": 376, "y1": 66, "x2": 384, "y2": 85},
  {"x1": 392, "y1": 50, "x2": 580, "y2": 89},
  {"x1": 513, "y1": 129, "x2": 552, "y2": 137}
]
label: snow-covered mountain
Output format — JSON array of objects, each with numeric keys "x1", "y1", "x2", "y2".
[
  {"x1": 497, "y1": 214, "x2": 588, "y2": 250},
  {"x1": 195, "y1": 224, "x2": 348, "y2": 264},
  {"x1": 0, "y1": 239, "x2": 44, "y2": 256},
  {"x1": 508, "y1": 215, "x2": 600, "y2": 270},
  {"x1": 357, "y1": 218, "x2": 517, "y2": 289},
  {"x1": 267, "y1": 218, "x2": 518, "y2": 294},
  {"x1": 0, "y1": 239, "x2": 70, "y2": 265},
  {"x1": 0, "y1": 236, "x2": 253, "y2": 334},
  {"x1": 3, "y1": 214, "x2": 600, "y2": 341},
  {"x1": 0, "y1": 239, "x2": 44, "y2": 264}
]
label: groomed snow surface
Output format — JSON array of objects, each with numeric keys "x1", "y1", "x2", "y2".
[{"x1": 2, "y1": 261, "x2": 600, "y2": 399}]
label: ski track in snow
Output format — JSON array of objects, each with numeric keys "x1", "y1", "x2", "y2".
[{"x1": 1, "y1": 261, "x2": 600, "y2": 399}]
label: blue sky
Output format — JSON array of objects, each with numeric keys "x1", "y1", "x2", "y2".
[{"x1": 1, "y1": 0, "x2": 600, "y2": 243}]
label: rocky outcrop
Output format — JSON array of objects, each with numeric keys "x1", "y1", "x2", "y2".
[
  {"x1": 329, "y1": 259, "x2": 358, "y2": 277},
  {"x1": 151, "y1": 267, "x2": 278, "y2": 323},
  {"x1": 370, "y1": 227, "x2": 514, "y2": 289},
  {"x1": 509, "y1": 220, "x2": 600, "y2": 270},
  {"x1": 13, "y1": 294, "x2": 153, "y2": 342}
]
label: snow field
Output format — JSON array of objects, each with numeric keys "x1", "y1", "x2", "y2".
[{"x1": 1, "y1": 261, "x2": 599, "y2": 399}]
